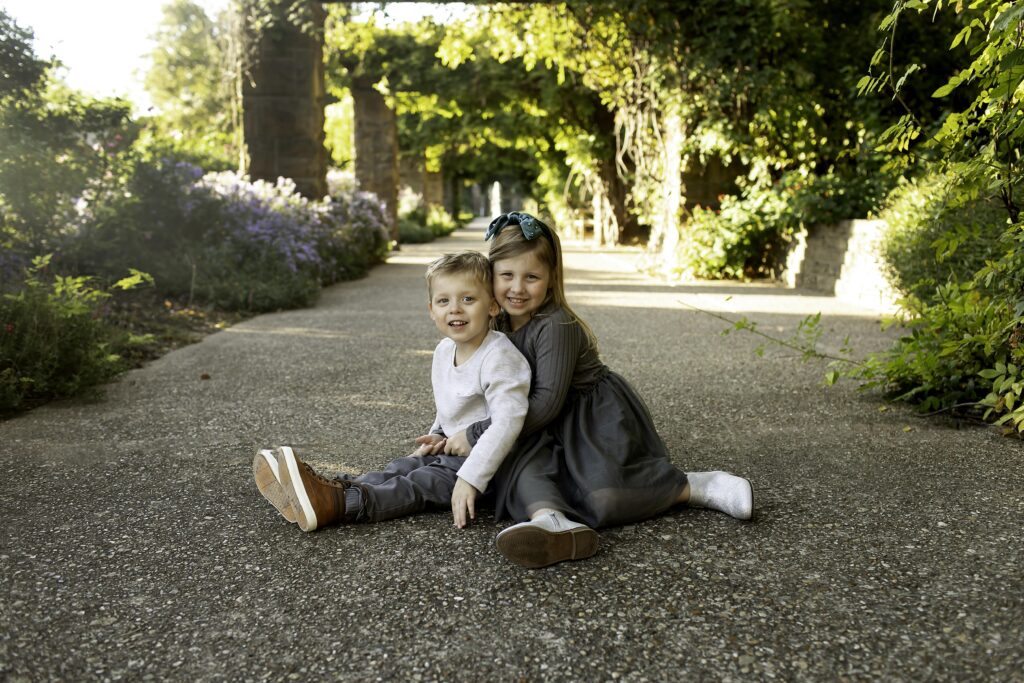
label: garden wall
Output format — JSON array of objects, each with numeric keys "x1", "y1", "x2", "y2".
[{"x1": 782, "y1": 219, "x2": 899, "y2": 313}]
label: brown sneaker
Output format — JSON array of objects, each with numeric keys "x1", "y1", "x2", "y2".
[
  {"x1": 277, "y1": 446, "x2": 357, "y2": 532},
  {"x1": 253, "y1": 448, "x2": 296, "y2": 523}
]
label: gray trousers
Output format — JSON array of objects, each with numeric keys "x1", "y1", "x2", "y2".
[{"x1": 336, "y1": 454, "x2": 466, "y2": 523}]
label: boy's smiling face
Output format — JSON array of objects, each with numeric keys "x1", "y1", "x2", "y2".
[{"x1": 428, "y1": 272, "x2": 499, "y2": 353}]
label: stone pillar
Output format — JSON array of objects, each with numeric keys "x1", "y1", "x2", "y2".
[
  {"x1": 399, "y1": 156, "x2": 424, "y2": 198},
  {"x1": 423, "y1": 168, "x2": 444, "y2": 208},
  {"x1": 242, "y1": 0, "x2": 327, "y2": 199},
  {"x1": 352, "y1": 76, "x2": 399, "y2": 241},
  {"x1": 470, "y1": 184, "x2": 485, "y2": 216},
  {"x1": 445, "y1": 173, "x2": 465, "y2": 218}
]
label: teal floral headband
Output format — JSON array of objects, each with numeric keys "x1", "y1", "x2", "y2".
[{"x1": 485, "y1": 212, "x2": 554, "y2": 244}]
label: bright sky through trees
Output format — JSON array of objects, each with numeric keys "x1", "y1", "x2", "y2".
[
  {"x1": 2, "y1": 0, "x2": 228, "y2": 111},
  {"x1": 1, "y1": 1, "x2": 467, "y2": 113}
]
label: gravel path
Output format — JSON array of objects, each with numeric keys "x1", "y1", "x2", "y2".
[{"x1": 2, "y1": 219, "x2": 1021, "y2": 681}]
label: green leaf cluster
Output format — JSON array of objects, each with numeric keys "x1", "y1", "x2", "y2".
[
  {"x1": 0, "y1": 255, "x2": 150, "y2": 413},
  {"x1": 852, "y1": 0, "x2": 1024, "y2": 430}
]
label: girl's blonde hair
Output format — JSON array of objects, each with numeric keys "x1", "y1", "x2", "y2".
[{"x1": 487, "y1": 219, "x2": 599, "y2": 351}]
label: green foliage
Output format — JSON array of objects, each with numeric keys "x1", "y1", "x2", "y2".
[
  {"x1": 397, "y1": 218, "x2": 435, "y2": 244},
  {"x1": 324, "y1": 93, "x2": 355, "y2": 169},
  {"x1": 190, "y1": 245, "x2": 320, "y2": 311},
  {"x1": 879, "y1": 170, "x2": 1008, "y2": 303},
  {"x1": 979, "y1": 358, "x2": 1024, "y2": 432},
  {"x1": 853, "y1": 283, "x2": 1017, "y2": 421},
  {"x1": 0, "y1": 78, "x2": 135, "y2": 262},
  {"x1": 0, "y1": 255, "x2": 150, "y2": 412},
  {"x1": 679, "y1": 188, "x2": 789, "y2": 280},
  {"x1": 678, "y1": 169, "x2": 891, "y2": 279},
  {"x1": 850, "y1": 0, "x2": 1024, "y2": 431},
  {"x1": 0, "y1": 10, "x2": 48, "y2": 96},
  {"x1": 394, "y1": 184, "x2": 459, "y2": 244},
  {"x1": 425, "y1": 205, "x2": 457, "y2": 237},
  {"x1": 143, "y1": 0, "x2": 237, "y2": 169},
  {"x1": 1, "y1": 10, "x2": 143, "y2": 284},
  {"x1": 865, "y1": 1, "x2": 1023, "y2": 201}
]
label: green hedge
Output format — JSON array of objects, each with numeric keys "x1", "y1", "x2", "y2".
[{"x1": 878, "y1": 171, "x2": 1008, "y2": 304}]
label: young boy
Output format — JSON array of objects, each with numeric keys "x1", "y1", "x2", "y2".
[{"x1": 253, "y1": 251, "x2": 531, "y2": 531}]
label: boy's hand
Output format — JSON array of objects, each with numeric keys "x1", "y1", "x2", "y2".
[
  {"x1": 451, "y1": 477, "x2": 479, "y2": 528},
  {"x1": 413, "y1": 434, "x2": 446, "y2": 456},
  {"x1": 443, "y1": 430, "x2": 471, "y2": 457}
]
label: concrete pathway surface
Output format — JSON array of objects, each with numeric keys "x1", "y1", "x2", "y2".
[{"x1": 2, "y1": 219, "x2": 1021, "y2": 681}]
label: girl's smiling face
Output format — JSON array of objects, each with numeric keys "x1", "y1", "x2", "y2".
[{"x1": 492, "y1": 249, "x2": 552, "y2": 330}]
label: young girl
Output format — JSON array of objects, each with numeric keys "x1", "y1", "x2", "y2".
[{"x1": 437, "y1": 212, "x2": 753, "y2": 568}]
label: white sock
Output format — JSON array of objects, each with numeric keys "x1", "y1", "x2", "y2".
[{"x1": 686, "y1": 471, "x2": 753, "y2": 520}]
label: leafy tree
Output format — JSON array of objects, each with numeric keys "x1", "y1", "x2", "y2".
[
  {"x1": 431, "y1": 2, "x2": 906, "y2": 254},
  {"x1": 0, "y1": 9, "x2": 48, "y2": 96},
  {"x1": 324, "y1": 10, "x2": 534, "y2": 212},
  {"x1": 0, "y1": 11, "x2": 135, "y2": 274},
  {"x1": 143, "y1": 0, "x2": 237, "y2": 169},
  {"x1": 325, "y1": 6, "x2": 632, "y2": 238},
  {"x1": 853, "y1": 0, "x2": 1024, "y2": 431}
]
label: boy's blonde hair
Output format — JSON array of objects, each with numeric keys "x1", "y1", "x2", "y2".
[{"x1": 425, "y1": 250, "x2": 493, "y2": 297}]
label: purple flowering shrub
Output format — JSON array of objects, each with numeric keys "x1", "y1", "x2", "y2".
[
  {"x1": 70, "y1": 158, "x2": 219, "y2": 293},
  {"x1": 200, "y1": 173, "x2": 322, "y2": 273},
  {"x1": 71, "y1": 161, "x2": 390, "y2": 312},
  {"x1": 193, "y1": 172, "x2": 322, "y2": 310},
  {"x1": 316, "y1": 188, "x2": 390, "y2": 285}
]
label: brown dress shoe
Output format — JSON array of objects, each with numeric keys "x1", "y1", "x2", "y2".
[{"x1": 277, "y1": 446, "x2": 358, "y2": 532}]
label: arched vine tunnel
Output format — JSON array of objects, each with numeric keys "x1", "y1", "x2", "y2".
[
  {"x1": 243, "y1": 1, "x2": 460, "y2": 242},
  {"x1": 238, "y1": 0, "x2": 735, "y2": 247}
]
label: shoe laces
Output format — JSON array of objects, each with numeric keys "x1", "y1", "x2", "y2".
[{"x1": 300, "y1": 460, "x2": 349, "y2": 490}]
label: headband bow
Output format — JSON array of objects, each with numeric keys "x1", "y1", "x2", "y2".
[{"x1": 485, "y1": 212, "x2": 553, "y2": 242}]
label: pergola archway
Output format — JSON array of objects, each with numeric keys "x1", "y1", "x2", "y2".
[{"x1": 241, "y1": 1, "x2": 407, "y2": 241}]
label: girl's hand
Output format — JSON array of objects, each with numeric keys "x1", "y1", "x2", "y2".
[
  {"x1": 443, "y1": 430, "x2": 471, "y2": 457},
  {"x1": 451, "y1": 478, "x2": 479, "y2": 528},
  {"x1": 413, "y1": 434, "x2": 446, "y2": 456}
]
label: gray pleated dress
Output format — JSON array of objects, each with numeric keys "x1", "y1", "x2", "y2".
[{"x1": 467, "y1": 303, "x2": 688, "y2": 528}]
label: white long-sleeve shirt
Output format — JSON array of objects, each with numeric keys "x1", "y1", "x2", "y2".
[{"x1": 430, "y1": 331, "x2": 530, "y2": 492}]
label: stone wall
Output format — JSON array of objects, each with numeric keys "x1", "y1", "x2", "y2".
[
  {"x1": 782, "y1": 219, "x2": 899, "y2": 313},
  {"x1": 352, "y1": 77, "x2": 399, "y2": 241},
  {"x1": 242, "y1": 1, "x2": 327, "y2": 199}
]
